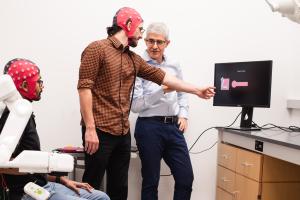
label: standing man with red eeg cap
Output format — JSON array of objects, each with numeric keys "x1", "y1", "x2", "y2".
[{"x1": 78, "y1": 7, "x2": 215, "y2": 200}]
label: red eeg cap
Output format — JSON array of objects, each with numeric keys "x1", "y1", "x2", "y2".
[
  {"x1": 5, "y1": 58, "x2": 40, "y2": 101},
  {"x1": 113, "y1": 7, "x2": 143, "y2": 38}
]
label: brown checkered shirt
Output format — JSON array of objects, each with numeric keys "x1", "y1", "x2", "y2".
[{"x1": 78, "y1": 36, "x2": 165, "y2": 135}]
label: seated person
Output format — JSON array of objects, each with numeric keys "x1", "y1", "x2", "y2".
[{"x1": 0, "y1": 58, "x2": 110, "y2": 200}]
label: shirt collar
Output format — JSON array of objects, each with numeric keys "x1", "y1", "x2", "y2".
[
  {"x1": 108, "y1": 36, "x2": 129, "y2": 52},
  {"x1": 143, "y1": 50, "x2": 167, "y2": 64}
]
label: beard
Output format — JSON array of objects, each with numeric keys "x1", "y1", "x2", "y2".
[
  {"x1": 34, "y1": 91, "x2": 42, "y2": 101},
  {"x1": 128, "y1": 37, "x2": 138, "y2": 47}
]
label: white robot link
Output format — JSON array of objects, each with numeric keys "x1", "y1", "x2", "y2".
[
  {"x1": 266, "y1": 0, "x2": 300, "y2": 24},
  {"x1": 0, "y1": 74, "x2": 74, "y2": 173}
]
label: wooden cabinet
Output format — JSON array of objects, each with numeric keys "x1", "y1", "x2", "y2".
[
  {"x1": 216, "y1": 143, "x2": 300, "y2": 200},
  {"x1": 216, "y1": 187, "x2": 235, "y2": 200}
]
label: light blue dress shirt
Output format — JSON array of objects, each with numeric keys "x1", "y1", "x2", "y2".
[{"x1": 131, "y1": 51, "x2": 189, "y2": 118}]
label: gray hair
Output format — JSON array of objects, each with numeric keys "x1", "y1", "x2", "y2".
[{"x1": 146, "y1": 22, "x2": 169, "y2": 40}]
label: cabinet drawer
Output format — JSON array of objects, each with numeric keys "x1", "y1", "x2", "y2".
[
  {"x1": 236, "y1": 148, "x2": 262, "y2": 181},
  {"x1": 235, "y1": 174, "x2": 260, "y2": 200},
  {"x1": 217, "y1": 166, "x2": 236, "y2": 193},
  {"x1": 218, "y1": 143, "x2": 237, "y2": 171},
  {"x1": 216, "y1": 187, "x2": 235, "y2": 200}
]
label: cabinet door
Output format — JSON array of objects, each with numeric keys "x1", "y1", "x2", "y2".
[
  {"x1": 216, "y1": 187, "x2": 234, "y2": 200},
  {"x1": 262, "y1": 155, "x2": 300, "y2": 182},
  {"x1": 261, "y1": 182, "x2": 300, "y2": 200},
  {"x1": 235, "y1": 174, "x2": 260, "y2": 200},
  {"x1": 218, "y1": 143, "x2": 237, "y2": 171},
  {"x1": 236, "y1": 148, "x2": 262, "y2": 181}
]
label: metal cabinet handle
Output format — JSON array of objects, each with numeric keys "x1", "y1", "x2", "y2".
[
  {"x1": 221, "y1": 177, "x2": 231, "y2": 182},
  {"x1": 241, "y1": 162, "x2": 253, "y2": 167}
]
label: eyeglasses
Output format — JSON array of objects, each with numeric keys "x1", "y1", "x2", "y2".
[
  {"x1": 145, "y1": 39, "x2": 166, "y2": 46},
  {"x1": 37, "y1": 79, "x2": 43, "y2": 87},
  {"x1": 139, "y1": 27, "x2": 145, "y2": 34}
]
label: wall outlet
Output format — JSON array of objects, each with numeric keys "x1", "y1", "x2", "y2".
[{"x1": 255, "y1": 140, "x2": 264, "y2": 152}]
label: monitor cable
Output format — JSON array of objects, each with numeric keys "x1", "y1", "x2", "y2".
[
  {"x1": 188, "y1": 111, "x2": 241, "y2": 152},
  {"x1": 161, "y1": 111, "x2": 242, "y2": 177},
  {"x1": 252, "y1": 121, "x2": 300, "y2": 132}
]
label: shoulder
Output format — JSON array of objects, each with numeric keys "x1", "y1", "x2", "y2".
[
  {"x1": 85, "y1": 39, "x2": 108, "y2": 50},
  {"x1": 81, "y1": 39, "x2": 108, "y2": 58},
  {"x1": 165, "y1": 56, "x2": 181, "y2": 69}
]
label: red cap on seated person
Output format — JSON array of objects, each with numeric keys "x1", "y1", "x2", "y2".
[{"x1": 4, "y1": 58, "x2": 40, "y2": 101}]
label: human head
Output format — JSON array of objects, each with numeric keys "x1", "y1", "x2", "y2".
[
  {"x1": 144, "y1": 22, "x2": 170, "y2": 63},
  {"x1": 4, "y1": 58, "x2": 43, "y2": 101},
  {"x1": 107, "y1": 7, "x2": 144, "y2": 47}
]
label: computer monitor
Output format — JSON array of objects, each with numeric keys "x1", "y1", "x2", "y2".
[{"x1": 213, "y1": 60, "x2": 272, "y2": 130}]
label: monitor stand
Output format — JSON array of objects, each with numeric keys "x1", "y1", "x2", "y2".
[
  {"x1": 224, "y1": 126, "x2": 261, "y2": 131},
  {"x1": 224, "y1": 107, "x2": 261, "y2": 131}
]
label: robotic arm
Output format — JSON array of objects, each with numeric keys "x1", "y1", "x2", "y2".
[
  {"x1": 0, "y1": 75, "x2": 73, "y2": 173},
  {"x1": 266, "y1": 0, "x2": 300, "y2": 24}
]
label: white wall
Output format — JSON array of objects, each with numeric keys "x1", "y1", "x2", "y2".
[{"x1": 1, "y1": 0, "x2": 300, "y2": 199}]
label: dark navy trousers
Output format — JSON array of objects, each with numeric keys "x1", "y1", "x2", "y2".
[{"x1": 134, "y1": 117, "x2": 194, "y2": 200}]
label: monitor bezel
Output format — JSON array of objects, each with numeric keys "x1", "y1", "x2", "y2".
[{"x1": 213, "y1": 60, "x2": 273, "y2": 108}]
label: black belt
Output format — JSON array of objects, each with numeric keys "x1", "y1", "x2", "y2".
[{"x1": 139, "y1": 116, "x2": 178, "y2": 124}]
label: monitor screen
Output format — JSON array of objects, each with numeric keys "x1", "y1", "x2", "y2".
[
  {"x1": 213, "y1": 60, "x2": 273, "y2": 129},
  {"x1": 213, "y1": 60, "x2": 272, "y2": 108}
]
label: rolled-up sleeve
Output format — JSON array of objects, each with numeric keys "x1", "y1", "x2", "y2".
[
  {"x1": 77, "y1": 41, "x2": 104, "y2": 90},
  {"x1": 135, "y1": 55, "x2": 165, "y2": 85}
]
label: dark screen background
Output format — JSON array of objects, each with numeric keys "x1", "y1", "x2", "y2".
[{"x1": 213, "y1": 60, "x2": 272, "y2": 107}]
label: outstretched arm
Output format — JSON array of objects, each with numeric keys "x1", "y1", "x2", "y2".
[
  {"x1": 131, "y1": 78, "x2": 168, "y2": 113},
  {"x1": 162, "y1": 73, "x2": 215, "y2": 99}
]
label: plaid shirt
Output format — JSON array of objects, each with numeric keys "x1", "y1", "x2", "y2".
[{"x1": 78, "y1": 36, "x2": 165, "y2": 135}]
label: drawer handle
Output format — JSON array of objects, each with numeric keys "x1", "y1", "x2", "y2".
[
  {"x1": 221, "y1": 154, "x2": 229, "y2": 159},
  {"x1": 241, "y1": 162, "x2": 253, "y2": 167},
  {"x1": 221, "y1": 177, "x2": 231, "y2": 182}
]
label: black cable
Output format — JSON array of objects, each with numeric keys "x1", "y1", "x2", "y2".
[
  {"x1": 161, "y1": 111, "x2": 242, "y2": 177},
  {"x1": 188, "y1": 127, "x2": 216, "y2": 152},
  {"x1": 188, "y1": 111, "x2": 241, "y2": 152},
  {"x1": 252, "y1": 121, "x2": 300, "y2": 132},
  {"x1": 224, "y1": 111, "x2": 242, "y2": 128},
  {"x1": 289, "y1": 126, "x2": 300, "y2": 132},
  {"x1": 189, "y1": 141, "x2": 218, "y2": 154},
  {"x1": 160, "y1": 173, "x2": 172, "y2": 177}
]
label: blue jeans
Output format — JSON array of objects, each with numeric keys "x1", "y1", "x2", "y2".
[
  {"x1": 134, "y1": 117, "x2": 194, "y2": 200},
  {"x1": 22, "y1": 182, "x2": 110, "y2": 200}
]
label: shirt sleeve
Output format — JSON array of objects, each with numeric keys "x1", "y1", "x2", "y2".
[
  {"x1": 131, "y1": 77, "x2": 165, "y2": 113},
  {"x1": 77, "y1": 41, "x2": 104, "y2": 89},
  {"x1": 176, "y1": 64, "x2": 189, "y2": 119},
  {"x1": 135, "y1": 54, "x2": 165, "y2": 85}
]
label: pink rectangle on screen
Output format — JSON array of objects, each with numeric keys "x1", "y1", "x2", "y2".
[{"x1": 221, "y1": 77, "x2": 230, "y2": 90}]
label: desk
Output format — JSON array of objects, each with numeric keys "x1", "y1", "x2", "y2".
[
  {"x1": 216, "y1": 128, "x2": 300, "y2": 200},
  {"x1": 218, "y1": 128, "x2": 300, "y2": 165},
  {"x1": 66, "y1": 151, "x2": 85, "y2": 181}
]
